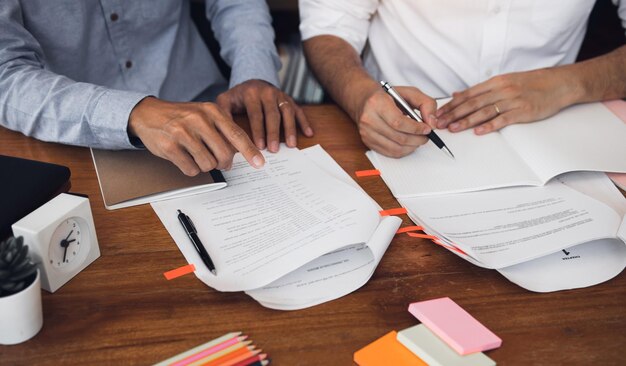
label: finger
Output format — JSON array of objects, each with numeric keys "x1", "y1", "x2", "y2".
[
  {"x1": 262, "y1": 93, "x2": 282, "y2": 153},
  {"x1": 213, "y1": 109, "x2": 265, "y2": 169},
  {"x1": 474, "y1": 109, "x2": 525, "y2": 135},
  {"x1": 195, "y1": 105, "x2": 235, "y2": 169},
  {"x1": 278, "y1": 100, "x2": 297, "y2": 147},
  {"x1": 292, "y1": 98, "x2": 313, "y2": 137},
  {"x1": 438, "y1": 91, "x2": 504, "y2": 129},
  {"x1": 216, "y1": 93, "x2": 235, "y2": 120},
  {"x1": 164, "y1": 119, "x2": 219, "y2": 172},
  {"x1": 243, "y1": 93, "x2": 266, "y2": 150},
  {"x1": 160, "y1": 141, "x2": 202, "y2": 177},
  {"x1": 437, "y1": 80, "x2": 496, "y2": 118},
  {"x1": 447, "y1": 101, "x2": 506, "y2": 132},
  {"x1": 378, "y1": 100, "x2": 433, "y2": 136},
  {"x1": 397, "y1": 87, "x2": 438, "y2": 127},
  {"x1": 364, "y1": 129, "x2": 421, "y2": 158},
  {"x1": 364, "y1": 113, "x2": 430, "y2": 148}
]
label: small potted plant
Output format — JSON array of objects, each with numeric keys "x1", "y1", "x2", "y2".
[{"x1": 0, "y1": 236, "x2": 43, "y2": 345}]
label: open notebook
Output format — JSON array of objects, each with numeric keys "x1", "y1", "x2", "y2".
[
  {"x1": 91, "y1": 149, "x2": 226, "y2": 210},
  {"x1": 368, "y1": 101, "x2": 626, "y2": 197}
]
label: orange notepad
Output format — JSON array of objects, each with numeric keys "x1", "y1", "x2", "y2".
[{"x1": 354, "y1": 331, "x2": 427, "y2": 366}]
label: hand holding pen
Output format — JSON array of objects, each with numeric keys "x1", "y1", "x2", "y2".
[
  {"x1": 380, "y1": 81, "x2": 455, "y2": 159},
  {"x1": 354, "y1": 81, "x2": 440, "y2": 158}
]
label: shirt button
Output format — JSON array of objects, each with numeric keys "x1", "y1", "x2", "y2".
[
  {"x1": 485, "y1": 69, "x2": 493, "y2": 77},
  {"x1": 125, "y1": 60, "x2": 133, "y2": 69},
  {"x1": 492, "y1": 6, "x2": 501, "y2": 15},
  {"x1": 110, "y1": 13, "x2": 119, "y2": 22}
]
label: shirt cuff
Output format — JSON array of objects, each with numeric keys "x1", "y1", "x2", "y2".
[
  {"x1": 228, "y1": 47, "x2": 281, "y2": 88},
  {"x1": 89, "y1": 89, "x2": 149, "y2": 149}
]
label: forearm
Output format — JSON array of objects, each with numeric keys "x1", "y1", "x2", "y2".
[
  {"x1": 562, "y1": 45, "x2": 626, "y2": 104},
  {"x1": 303, "y1": 35, "x2": 379, "y2": 122},
  {"x1": 206, "y1": 0, "x2": 280, "y2": 88},
  {"x1": 0, "y1": 64, "x2": 146, "y2": 149}
]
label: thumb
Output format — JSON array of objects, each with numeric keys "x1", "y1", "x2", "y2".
[{"x1": 398, "y1": 87, "x2": 438, "y2": 128}]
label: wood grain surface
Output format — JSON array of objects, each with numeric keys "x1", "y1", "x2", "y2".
[{"x1": 0, "y1": 105, "x2": 625, "y2": 365}]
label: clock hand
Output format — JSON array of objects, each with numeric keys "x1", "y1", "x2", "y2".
[
  {"x1": 66, "y1": 239, "x2": 76, "y2": 244},
  {"x1": 63, "y1": 245, "x2": 68, "y2": 263},
  {"x1": 64, "y1": 230, "x2": 74, "y2": 241}
]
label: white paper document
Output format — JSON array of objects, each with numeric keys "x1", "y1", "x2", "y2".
[
  {"x1": 401, "y1": 172, "x2": 626, "y2": 291},
  {"x1": 152, "y1": 145, "x2": 400, "y2": 308},
  {"x1": 401, "y1": 180, "x2": 622, "y2": 268},
  {"x1": 368, "y1": 101, "x2": 626, "y2": 197}
]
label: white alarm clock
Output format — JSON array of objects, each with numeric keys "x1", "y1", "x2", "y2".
[{"x1": 11, "y1": 193, "x2": 100, "y2": 293}]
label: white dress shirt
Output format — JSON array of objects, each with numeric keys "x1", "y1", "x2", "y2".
[{"x1": 300, "y1": 0, "x2": 626, "y2": 98}]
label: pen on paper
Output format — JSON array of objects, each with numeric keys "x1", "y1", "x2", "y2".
[
  {"x1": 177, "y1": 209, "x2": 217, "y2": 275},
  {"x1": 380, "y1": 80, "x2": 455, "y2": 160}
]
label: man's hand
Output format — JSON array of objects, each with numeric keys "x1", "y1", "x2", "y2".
[
  {"x1": 436, "y1": 68, "x2": 575, "y2": 135},
  {"x1": 356, "y1": 85, "x2": 437, "y2": 158},
  {"x1": 216, "y1": 79, "x2": 313, "y2": 153},
  {"x1": 128, "y1": 97, "x2": 265, "y2": 176}
]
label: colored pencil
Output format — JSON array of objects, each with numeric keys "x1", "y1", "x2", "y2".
[
  {"x1": 205, "y1": 350, "x2": 262, "y2": 366},
  {"x1": 199, "y1": 346, "x2": 256, "y2": 366},
  {"x1": 230, "y1": 353, "x2": 268, "y2": 366},
  {"x1": 187, "y1": 343, "x2": 253, "y2": 366},
  {"x1": 172, "y1": 336, "x2": 248, "y2": 366},
  {"x1": 158, "y1": 332, "x2": 241, "y2": 366}
]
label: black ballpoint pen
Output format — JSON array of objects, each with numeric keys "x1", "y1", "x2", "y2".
[
  {"x1": 380, "y1": 81, "x2": 455, "y2": 159},
  {"x1": 177, "y1": 209, "x2": 217, "y2": 275}
]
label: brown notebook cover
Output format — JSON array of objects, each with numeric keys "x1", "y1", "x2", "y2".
[{"x1": 91, "y1": 149, "x2": 226, "y2": 210}]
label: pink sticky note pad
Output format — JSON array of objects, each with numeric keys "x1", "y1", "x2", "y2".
[{"x1": 408, "y1": 297, "x2": 501, "y2": 355}]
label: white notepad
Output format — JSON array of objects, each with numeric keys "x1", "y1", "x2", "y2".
[{"x1": 368, "y1": 101, "x2": 626, "y2": 197}]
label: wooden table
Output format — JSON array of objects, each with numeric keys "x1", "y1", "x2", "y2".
[{"x1": 1, "y1": 105, "x2": 625, "y2": 365}]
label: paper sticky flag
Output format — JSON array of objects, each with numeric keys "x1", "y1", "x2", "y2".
[
  {"x1": 396, "y1": 226, "x2": 424, "y2": 234},
  {"x1": 379, "y1": 208, "x2": 407, "y2": 216},
  {"x1": 397, "y1": 324, "x2": 496, "y2": 366},
  {"x1": 406, "y1": 232, "x2": 439, "y2": 240},
  {"x1": 355, "y1": 169, "x2": 381, "y2": 177},
  {"x1": 164, "y1": 264, "x2": 196, "y2": 280},
  {"x1": 354, "y1": 331, "x2": 427, "y2": 366},
  {"x1": 408, "y1": 297, "x2": 502, "y2": 355}
]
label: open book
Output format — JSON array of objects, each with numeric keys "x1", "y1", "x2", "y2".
[
  {"x1": 367, "y1": 101, "x2": 626, "y2": 197},
  {"x1": 151, "y1": 145, "x2": 400, "y2": 309},
  {"x1": 91, "y1": 149, "x2": 226, "y2": 210}
]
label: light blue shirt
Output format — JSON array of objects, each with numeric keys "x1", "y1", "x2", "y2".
[{"x1": 0, "y1": 0, "x2": 281, "y2": 149}]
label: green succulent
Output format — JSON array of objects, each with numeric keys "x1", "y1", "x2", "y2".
[{"x1": 0, "y1": 236, "x2": 38, "y2": 297}]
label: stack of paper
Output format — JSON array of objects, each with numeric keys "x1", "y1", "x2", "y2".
[
  {"x1": 152, "y1": 145, "x2": 401, "y2": 310},
  {"x1": 366, "y1": 101, "x2": 626, "y2": 292}
]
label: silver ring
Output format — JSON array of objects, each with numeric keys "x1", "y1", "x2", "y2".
[
  {"x1": 278, "y1": 101, "x2": 289, "y2": 108},
  {"x1": 493, "y1": 103, "x2": 501, "y2": 115}
]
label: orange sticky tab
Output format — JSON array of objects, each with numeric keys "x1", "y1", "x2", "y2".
[
  {"x1": 396, "y1": 225, "x2": 424, "y2": 234},
  {"x1": 379, "y1": 207, "x2": 408, "y2": 216},
  {"x1": 406, "y1": 232, "x2": 439, "y2": 240},
  {"x1": 432, "y1": 240, "x2": 468, "y2": 256},
  {"x1": 164, "y1": 264, "x2": 196, "y2": 280},
  {"x1": 355, "y1": 169, "x2": 381, "y2": 177}
]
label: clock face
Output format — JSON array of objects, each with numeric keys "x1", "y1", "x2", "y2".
[{"x1": 48, "y1": 217, "x2": 87, "y2": 269}]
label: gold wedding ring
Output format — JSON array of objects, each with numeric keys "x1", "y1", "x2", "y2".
[
  {"x1": 278, "y1": 101, "x2": 289, "y2": 108},
  {"x1": 493, "y1": 103, "x2": 501, "y2": 115}
]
